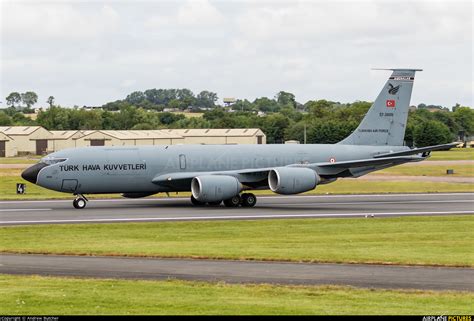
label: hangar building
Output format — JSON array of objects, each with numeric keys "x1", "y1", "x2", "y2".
[
  {"x1": 0, "y1": 126, "x2": 267, "y2": 157},
  {"x1": 50, "y1": 130, "x2": 88, "y2": 151},
  {"x1": 163, "y1": 128, "x2": 266, "y2": 145},
  {"x1": 73, "y1": 130, "x2": 185, "y2": 147},
  {"x1": 0, "y1": 126, "x2": 53, "y2": 156},
  {"x1": 0, "y1": 131, "x2": 15, "y2": 157}
]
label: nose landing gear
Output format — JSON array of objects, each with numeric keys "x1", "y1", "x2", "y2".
[{"x1": 73, "y1": 194, "x2": 88, "y2": 209}]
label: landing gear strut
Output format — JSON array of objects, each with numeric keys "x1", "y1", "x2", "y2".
[{"x1": 73, "y1": 194, "x2": 88, "y2": 209}]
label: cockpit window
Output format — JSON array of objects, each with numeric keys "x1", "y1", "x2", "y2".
[{"x1": 41, "y1": 157, "x2": 67, "y2": 165}]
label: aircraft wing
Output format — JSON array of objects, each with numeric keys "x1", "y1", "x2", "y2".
[
  {"x1": 308, "y1": 155, "x2": 424, "y2": 169},
  {"x1": 152, "y1": 168, "x2": 273, "y2": 187},
  {"x1": 152, "y1": 154, "x2": 422, "y2": 188},
  {"x1": 373, "y1": 142, "x2": 459, "y2": 158}
]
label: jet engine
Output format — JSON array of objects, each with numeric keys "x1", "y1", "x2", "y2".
[
  {"x1": 268, "y1": 167, "x2": 320, "y2": 195},
  {"x1": 191, "y1": 175, "x2": 242, "y2": 203}
]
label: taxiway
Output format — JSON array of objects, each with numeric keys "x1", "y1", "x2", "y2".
[{"x1": 0, "y1": 193, "x2": 472, "y2": 226}]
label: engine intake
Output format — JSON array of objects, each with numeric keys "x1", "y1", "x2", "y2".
[
  {"x1": 191, "y1": 175, "x2": 242, "y2": 203},
  {"x1": 268, "y1": 167, "x2": 320, "y2": 195}
]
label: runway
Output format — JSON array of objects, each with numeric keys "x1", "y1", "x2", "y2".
[
  {"x1": 0, "y1": 193, "x2": 473, "y2": 226},
  {"x1": 1, "y1": 253, "x2": 472, "y2": 291}
]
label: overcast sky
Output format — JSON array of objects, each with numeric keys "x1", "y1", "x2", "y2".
[{"x1": 1, "y1": 0, "x2": 472, "y2": 109}]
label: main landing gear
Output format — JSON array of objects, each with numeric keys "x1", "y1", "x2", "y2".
[
  {"x1": 190, "y1": 193, "x2": 257, "y2": 208},
  {"x1": 240, "y1": 193, "x2": 257, "y2": 207},
  {"x1": 72, "y1": 194, "x2": 88, "y2": 209},
  {"x1": 224, "y1": 193, "x2": 257, "y2": 207}
]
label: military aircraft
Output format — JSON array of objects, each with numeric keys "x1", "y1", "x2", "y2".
[{"x1": 22, "y1": 69, "x2": 456, "y2": 209}]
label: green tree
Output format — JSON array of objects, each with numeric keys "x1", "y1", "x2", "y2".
[
  {"x1": 284, "y1": 121, "x2": 306, "y2": 143},
  {"x1": 203, "y1": 109, "x2": 227, "y2": 122},
  {"x1": 337, "y1": 101, "x2": 371, "y2": 122},
  {"x1": 12, "y1": 112, "x2": 36, "y2": 125},
  {"x1": 432, "y1": 111, "x2": 459, "y2": 136},
  {"x1": 176, "y1": 88, "x2": 196, "y2": 108},
  {"x1": 173, "y1": 116, "x2": 210, "y2": 129},
  {"x1": 453, "y1": 107, "x2": 474, "y2": 136},
  {"x1": 404, "y1": 121, "x2": 416, "y2": 147},
  {"x1": 307, "y1": 119, "x2": 357, "y2": 144},
  {"x1": 131, "y1": 123, "x2": 155, "y2": 130},
  {"x1": 232, "y1": 99, "x2": 254, "y2": 112},
  {"x1": 125, "y1": 91, "x2": 146, "y2": 105},
  {"x1": 305, "y1": 100, "x2": 332, "y2": 119},
  {"x1": 20, "y1": 91, "x2": 38, "y2": 108},
  {"x1": 279, "y1": 107, "x2": 303, "y2": 122},
  {"x1": 253, "y1": 97, "x2": 279, "y2": 113},
  {"x1": 101, "y1": 110, "x2": 119, "y2": 129},
  {"x1": 168, "y1": 99, "x2": 184, "y2": 110},
  {"x1": 159, "y1": 112, "x2": 185, "y2": 125},
  {"x1": 259, "y1": 113, "x2": 290, "y2": 143},
  {"x1": 414, "y1": 120, "x2": 453, "y2": 147},
  {"x1": 5, "y1": 92, "x2": 21, "y2": 108},
  {"x1": 47, "y1": 96, "x2": 55, "y2": 108},
  {"x1": 196, "y1": 91, "x2": 218, "y2": 108},
  {"x1": 36, "y1": 106, "x2": 70, "y2": 130},
  {"x1": 0, "y1": 111, "x2": 12, "y2": 125},
  {"x1": 78, "y1": 109, "x2": 103, "y2": 129},
  {"x1": 276, "y1": 91, "x2": 296, "y2": 108}
]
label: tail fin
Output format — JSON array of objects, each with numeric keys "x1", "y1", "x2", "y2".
[{"x1": 338, "y1": 68, "x2": 422, "y2": 146}]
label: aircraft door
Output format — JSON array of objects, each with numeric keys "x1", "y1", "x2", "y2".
[
  {"x1": 61, "y1": 179, "x2": 78, "y2": 192},
  {"x1": 179, "y1": 154, "x2": 186, "y2": 170}
]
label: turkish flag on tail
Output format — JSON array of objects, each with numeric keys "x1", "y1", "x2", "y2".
[{"x1": 386, "y1": 100, "x2": 396, "y2": 108}]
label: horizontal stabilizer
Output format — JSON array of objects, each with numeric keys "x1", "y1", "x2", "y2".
[{"x1": 373, "y1": 142, "x2": 459, "y2": 158}]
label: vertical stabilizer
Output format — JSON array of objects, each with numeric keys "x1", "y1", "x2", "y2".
[{"x1": 338, "y1": 69, "x2": 421, "y2": 146}]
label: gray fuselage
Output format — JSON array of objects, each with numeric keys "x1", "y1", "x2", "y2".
[{"x1": 34, "y1": 143, "x2": 407, "y2": 194}]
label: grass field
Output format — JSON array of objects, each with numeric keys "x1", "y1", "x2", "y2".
[
  {"x1": 2, "y1": 216, "x2": 473, "y2": 266},
  {"x1": 0, "y1": 157, "x2": 38, "y2": 164},
  {"x1": 428, "y1": 148, "x2": 474, "y2": 161},
  {"x1": 1, "y1": 274, "x2": 472, "y2": 315},
  {"x1": 174, "y1": 112, "x2": 204, "y2": 118},
  {"x1": 376, "y1": 164, "x2": 473, "y2": 177}
]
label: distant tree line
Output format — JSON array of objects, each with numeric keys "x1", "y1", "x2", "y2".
[
  {"x1": 103, "y1": 89, "x2": 219, "y2": 111},
  {"x1": 1, "y1": 89, "x2": 473, "y2": 147}
]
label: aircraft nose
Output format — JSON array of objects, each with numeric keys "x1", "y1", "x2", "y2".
[{"x1": 21, "y1": 163, "x2": 48, "y2": 184}]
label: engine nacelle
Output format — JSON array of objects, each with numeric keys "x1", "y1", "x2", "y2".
[
  {"x1": 191, "y1": 175, "x2": 242, "y2": 202},
  {"x1": 268, "y1": 167, "x2": 320, "y2": 195}
]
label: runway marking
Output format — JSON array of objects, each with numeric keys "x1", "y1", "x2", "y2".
[
  {"x1": 0, "y1": 209, "x2": 52, "y2": 212},
  {"x1": 1, "y1": 200, "x2": 471, "y2": 211},
  {"x1": 0, "y1": 192, "x2": 472, "y2": 204},
  {"x1": 1, "y1": 210, "x2": 473, "y2": 225},
  {"x1": 274, "y1": 200, "x2": 474, "y2": 206}
]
